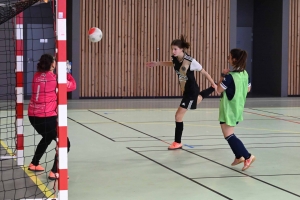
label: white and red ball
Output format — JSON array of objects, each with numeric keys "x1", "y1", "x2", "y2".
[{"x1": 88, "y1": 27, "x2": 103, "y2": 42}]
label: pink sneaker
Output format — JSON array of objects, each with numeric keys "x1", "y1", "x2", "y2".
[
  {"x1": 168, "y1": 142, "x2": 183, "y2": 150},
  {"x1": 231, "y1": 157, "x2": 245, "y2": 166},
  {"x1": 48, "y1": 171, "x2": 69, "y2": 180},
  {"x1": 48, "y1": 171, "x2": 59, "y2": 180},
  {"x1": 28, "y1": 163, "x2": 45, "y2": 172},
  {"x1": 242, "y1": 155, "x2": 256, "y2": 171}
]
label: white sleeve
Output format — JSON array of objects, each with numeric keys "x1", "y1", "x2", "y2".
[{"x1": 190, "y1": 59, "x2": 203, "y2": 71}]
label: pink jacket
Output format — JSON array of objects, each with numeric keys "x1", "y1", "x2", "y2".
[{"x1": 28, "y1": 72, "x2": 76, "y2": 117}]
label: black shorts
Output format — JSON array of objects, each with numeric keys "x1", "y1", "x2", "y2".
[
  {"x1": 220, "y1": 121, "x2": 239, "y2": 125},
  {"x1": 180, "y1": 96, "x2": 198, "y2": 110}
]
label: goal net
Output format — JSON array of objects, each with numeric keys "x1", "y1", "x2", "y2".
[{"x1": 0, "y1": 0, "x2": 68, "y2": 199}]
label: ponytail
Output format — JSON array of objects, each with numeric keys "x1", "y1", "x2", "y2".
[
  {"x1": 230, "y1": 49, "x2": 247, "y2": 71},
  {"x1": 171, "y1": 34, "x2": 190, "y2": 50}
]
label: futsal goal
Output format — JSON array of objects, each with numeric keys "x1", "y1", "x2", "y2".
[{"x1": 0, "y1": 0, "x2": 68, "y2": 199}]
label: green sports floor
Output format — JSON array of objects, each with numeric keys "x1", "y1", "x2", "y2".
[{"x1": 1, "y1": 97, "x2": 300, "y2": 200}]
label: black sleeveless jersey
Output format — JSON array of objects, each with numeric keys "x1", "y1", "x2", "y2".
[{"x1": 171, "y1": 54, "x2": 200, "y2": 98}]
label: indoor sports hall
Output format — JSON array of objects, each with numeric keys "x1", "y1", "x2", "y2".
[{"x1": 1, "y1": 0, "x2": 300, "y2": 200}]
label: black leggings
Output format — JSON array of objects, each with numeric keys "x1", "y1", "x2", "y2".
[{"x1": 29, "y1": 116, "x2": 70, "y2": 173}]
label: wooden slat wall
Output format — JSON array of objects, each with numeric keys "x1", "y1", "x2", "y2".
[
  {"x1": 288, "y1": 0, "x2": 300, "y2": 95},
  {"x1": 80, "y1": 0, "x2": 230, "y2": 98}
]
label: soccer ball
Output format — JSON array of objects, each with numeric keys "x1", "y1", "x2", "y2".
[{"x1": 88, "y1": 27, "x2": 103, "y2": 42}]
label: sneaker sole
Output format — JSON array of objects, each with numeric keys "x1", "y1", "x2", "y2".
[
  {"x1": 231, "y1": 160, "x2": 244, "y2": 166},
  {"x1": 168, "y1": 146, "x2": 183, "y2": 150},
  {"x1": 48, "y1": 176, "x2": 69, "y2": 180},
  {"x1": 48, "y1": 176, "x2": 57, "y2": 180},
  {"x1": 242, "y1": 156, "x2": 256, "y2": 171},
  {"x1": 28, "y1": 168, "x2": 44, "y2": 172}
]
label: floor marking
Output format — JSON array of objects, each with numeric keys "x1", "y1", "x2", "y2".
[
  {"x1": 0, "y1": 140, "x2": 55, "y2": 198},
  {"x1": 184, "y1": 144, "x2": 194, "y2": 148},
  {"x1": 71, "y1": 120, "x2": 300, "y2": 134},
  {"x1": 245, "y1": 110, "x2": 300, "y2": 125}
]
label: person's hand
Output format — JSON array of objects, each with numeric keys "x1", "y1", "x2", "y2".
[
  {"x1": 212, "y1": 83, "x2": 220, "y2": 95},
  {"x1": 145, "y1": 61, "x2": 157, "y2": 68}
]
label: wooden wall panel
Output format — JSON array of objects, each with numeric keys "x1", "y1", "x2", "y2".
[
  {"x1": 80, "y1": 0, "x2": 230, "y2": 98},
  {"x1": 288, "y1": 0, "x2": 300, "y2": 95}
]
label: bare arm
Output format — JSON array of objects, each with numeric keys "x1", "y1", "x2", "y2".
[
  {"x1": 200, "y1": 69, "x2": 216, "y2": 86},
  {"x1": 217, "y1": 76, "x2": 225, "y2": 94},
  {"x1": 146, "y1": 61, "x2": 173, "y2": 68}
]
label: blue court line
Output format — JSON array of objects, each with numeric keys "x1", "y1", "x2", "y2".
[{"x1": 184, "y1": 144, "x2": 194, "y2": 148}]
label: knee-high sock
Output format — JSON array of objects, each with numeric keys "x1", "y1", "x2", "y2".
[
  {"x1": 225, "y1": 134, "x2": 250, "y2": 159},
  {"x1": 175, "y1": 122, "x2": 183, "y2": 143}
]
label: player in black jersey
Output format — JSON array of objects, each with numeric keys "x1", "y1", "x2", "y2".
[{"x1": 146, "y1": 35, "x2": 218, "y2": 150}]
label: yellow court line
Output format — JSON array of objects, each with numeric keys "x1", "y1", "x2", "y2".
[{"x1": 0, "y1": 140, "x2": 55, "y2": 198}]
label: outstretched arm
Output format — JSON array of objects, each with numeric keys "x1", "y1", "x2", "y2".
[
  {"x1": 186, "y1": 56, "x2": 218, "y2": 91},
  {"x1": 200, "y1": 69, "x2": 217, "y2": 87},
  {"x1": 146, "y1": 61, "x2": 173, "y2": 68}
]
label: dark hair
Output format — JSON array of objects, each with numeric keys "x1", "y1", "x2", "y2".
[
  {"x1": 171, "y1": 34, "x2": 190, "y2": 50},
  {"x1": 230, "y1": 48, "x2": 247, "y2": 71},
  {"x1": 37, "y1": 54, "x2": 54, "y2": 72}
]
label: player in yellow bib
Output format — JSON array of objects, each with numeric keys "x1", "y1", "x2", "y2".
[{"x1": 217, "y1": 49, "x2": 255, "y2": 171}]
